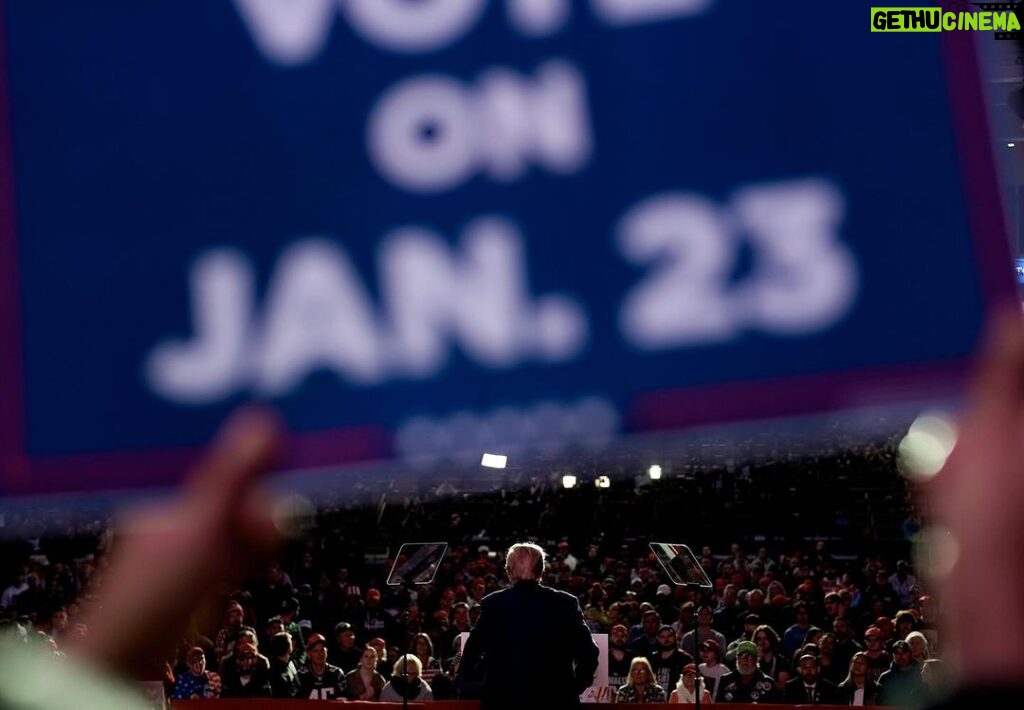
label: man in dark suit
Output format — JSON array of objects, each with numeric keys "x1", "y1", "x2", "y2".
[
  {"x1": 783, "y1": 653, "x2": 837, "y2": 705},
  {"x1": 458, "y1": 542, "x2": 599, "y2": 709}
]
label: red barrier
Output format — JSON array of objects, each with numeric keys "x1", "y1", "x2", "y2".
[
  {"x1": 171, "y1": 701, "x2": 883, "y2": 709},
  {"x1": 171, "y1": 702, "x2": 431, "y2": 709}
]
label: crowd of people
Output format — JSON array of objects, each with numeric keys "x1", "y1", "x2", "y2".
[{"x1": 0, "y1": 443, "x2": 949, "y2": 705}]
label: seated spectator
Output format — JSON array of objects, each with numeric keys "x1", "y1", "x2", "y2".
[
  {"x1": 799, "y1": 642, "x2": 821, "y2": 658},
  {"x1": 714, "y1": 583, "x2": 743, "y2": 639},
  {"x1": 861, "y1": 625, "x2": 892, "y2": 684},
  {"x1": 296, "y1": 633, "x2": 347, "y2": 700},
  {"x1": 874, "y1": 616, "x2": 896, "y2": 649},
  {"x1": 670, "y1": 603, "x2": 691, "y2": 641},
  {"x1": 726, "y1": 613, "x2": 761, "y2": 664},
  {"x1": 716, "y1": 640, "x2": 781, "y2": 703},
  {"x1": 798, "y1": 625, "x2": 824, "y2": 658},
  {"x1": 219, "y1": 636, "x2": 272, "y2": 698},
  {"x1": 836, "y1": 651, "x2": 880, "y2": 706},
  {"x1": 266, "y1": 631, "x2": 297, "y2": 698},
  {"x1": 831, "y1": 616, "x2": 863, "y2": 673},
  {"x1": 698, "y1": 639, "x2": 729, "y2": 702},
  {"x1": 615, "y1": 656, "x2": 667, "y2": 704},
  {"x1": 888, "y1": 561, "x2": 918, "y2": 608},
  {"x1": 428, "y1": 648, "x2": 460, "y2": 700},
  {"x1": 434, "y1": 634, "x2": 466, "y2": 700},
  {"x1": 630, "y1": 609, "x2": 663, "y2": 655},
  {"x1": 367, "y1": 635, "x2": 391, "y2": 679},
  {"x1": 650, "y1": 624, "x2": 693, "y2": 691},
  {"x1": 863, "y1": 571, "x2": 900, "y2": 621},
  {"x1": 607, "y1": 623, "x2": 635, "y2": 695},
  {"x1": 654, "y1": 584, "x2": 680, "y2": 625},
  {"x1": 345, "y1": 645, "x2": 385, "y2": 701},
  {"x1": 213, "y1": 601, "x2": 247, "y2": 663},
  {"x1": 263, "y1": 616, "x2": 283, "y2": 649},
  {"x1": 753, "y1": 624, "x2": 791, "y2": 690},
  {"x1": 331, "y1": 621, "x2": 362, "y2": 672},
  {"x1": 380, "y1": 653, "x2": 434, "y2": 702},
  {"x1": 913, "y1": 595, "x2": 940, "y2": 655},
  {"x1": 816, "y1": 632, "x2": 845, "y2": 686},
  {"x1": 410, "y1": 631, "x2": 442, "y2": 684},
  {"x1": 822, "y1": 591, "x2": 844, "y2": 630},
  {"x1": 170, "y1": 646, "x2": 221, "y2": 700},
  {"x1": 584, "y1": 584, "x2": 612, "y2": 632},
  {"x1": 781, "y1": 602, "x2": 813, "y2": 659},
  {"x1": 359, "y1": 587, "x2": 396, "y2": 650},
  {"x1": 893, "y1": 609, "x2": 916, "y2": 642},
  {"x1": 0, "y1": 570, "x2": 29, "y2": 612},
  {"x1": 905, "y1": 630, "x2": 931, "y2": 664},
  {"x1": 278, "y1": 597, "x2": 306, "y2": 666},
  {"x1": 680, "y1": 605, "x2": 727, "y2": 658},
  {"x1": 45, "y1": 607, "x2": 70, "y2": 650},
  {"x1": 877, "y1": 639, "x2": 922, "y2": 706},
  {"x1": 918, "y1": 657, "x2": 952, "y2": 705},
  {"x1": 173, "y1": 623, "x2": 215, "y2": 679},
  {"x1": 783, "y1": 653, "x2": 837, "y2": 704},
  {"x1": 669, "y1": 663, "x2": 712, "y2": 704},
  {"x1": 738, "y1": 590, "x2": 768, "y2": 630}
]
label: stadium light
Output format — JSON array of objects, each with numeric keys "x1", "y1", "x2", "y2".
[
  {"x1": 595, "y1": 475, "x2": 611, "y2": 489},
  {"x1": 648, "y1": 464, "x2": 662, "y2": 480},
  {"x1": 561, "y1": 474, "x2": 577, "y2": 489},
  {"x1": 481, "y1": 453, "x2": 507, "y2": 469}
]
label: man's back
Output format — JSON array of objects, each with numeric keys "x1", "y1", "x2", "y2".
[{"x1": 460, "y1": 579, "x2": 598, "y2": 710}]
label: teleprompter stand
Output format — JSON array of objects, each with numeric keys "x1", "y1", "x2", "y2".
[
  {"x1": 650, "y1": 542, "x2": 714, "y2": 710},
  {"x1": 385, "y1": 542, "x2": 449, "y2": 710}
]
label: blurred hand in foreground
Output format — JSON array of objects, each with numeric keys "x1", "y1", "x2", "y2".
[
  {"x1": 925, "y1": 306, "x2": 1024, "y2": 686},
  {"x1": 70, "y1": 407, "x2": 283, "y2": 678}
]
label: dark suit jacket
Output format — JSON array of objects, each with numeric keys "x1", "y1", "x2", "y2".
[
  {"x1": 458, "y1": 580, "x2": 599, "y2": 710},
  {"x1": 783, "y1": 677, "x2": 838, "y2": 704}
]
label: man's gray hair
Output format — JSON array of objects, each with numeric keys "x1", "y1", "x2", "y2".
[{"x1": 505, "y1": 542, "x2": 546, "y2": 582}]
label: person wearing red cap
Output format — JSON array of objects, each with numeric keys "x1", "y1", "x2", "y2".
[
  {"x1": 669, "y1": 663, "x2": 712, "y2": 704},
  {"x1": 862, "y1": 625, "x2": 892, "y2": 684},
  {"x1": 698, "y1": 639, "x2": 729, "y2": 701},
  {"x1": 296, "y1": 633, "x2": 346, "y2": 700}
]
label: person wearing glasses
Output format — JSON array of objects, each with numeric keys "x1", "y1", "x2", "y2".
[{"x1": 616, "y1": 656, "x2": 667, "y2": 703}]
